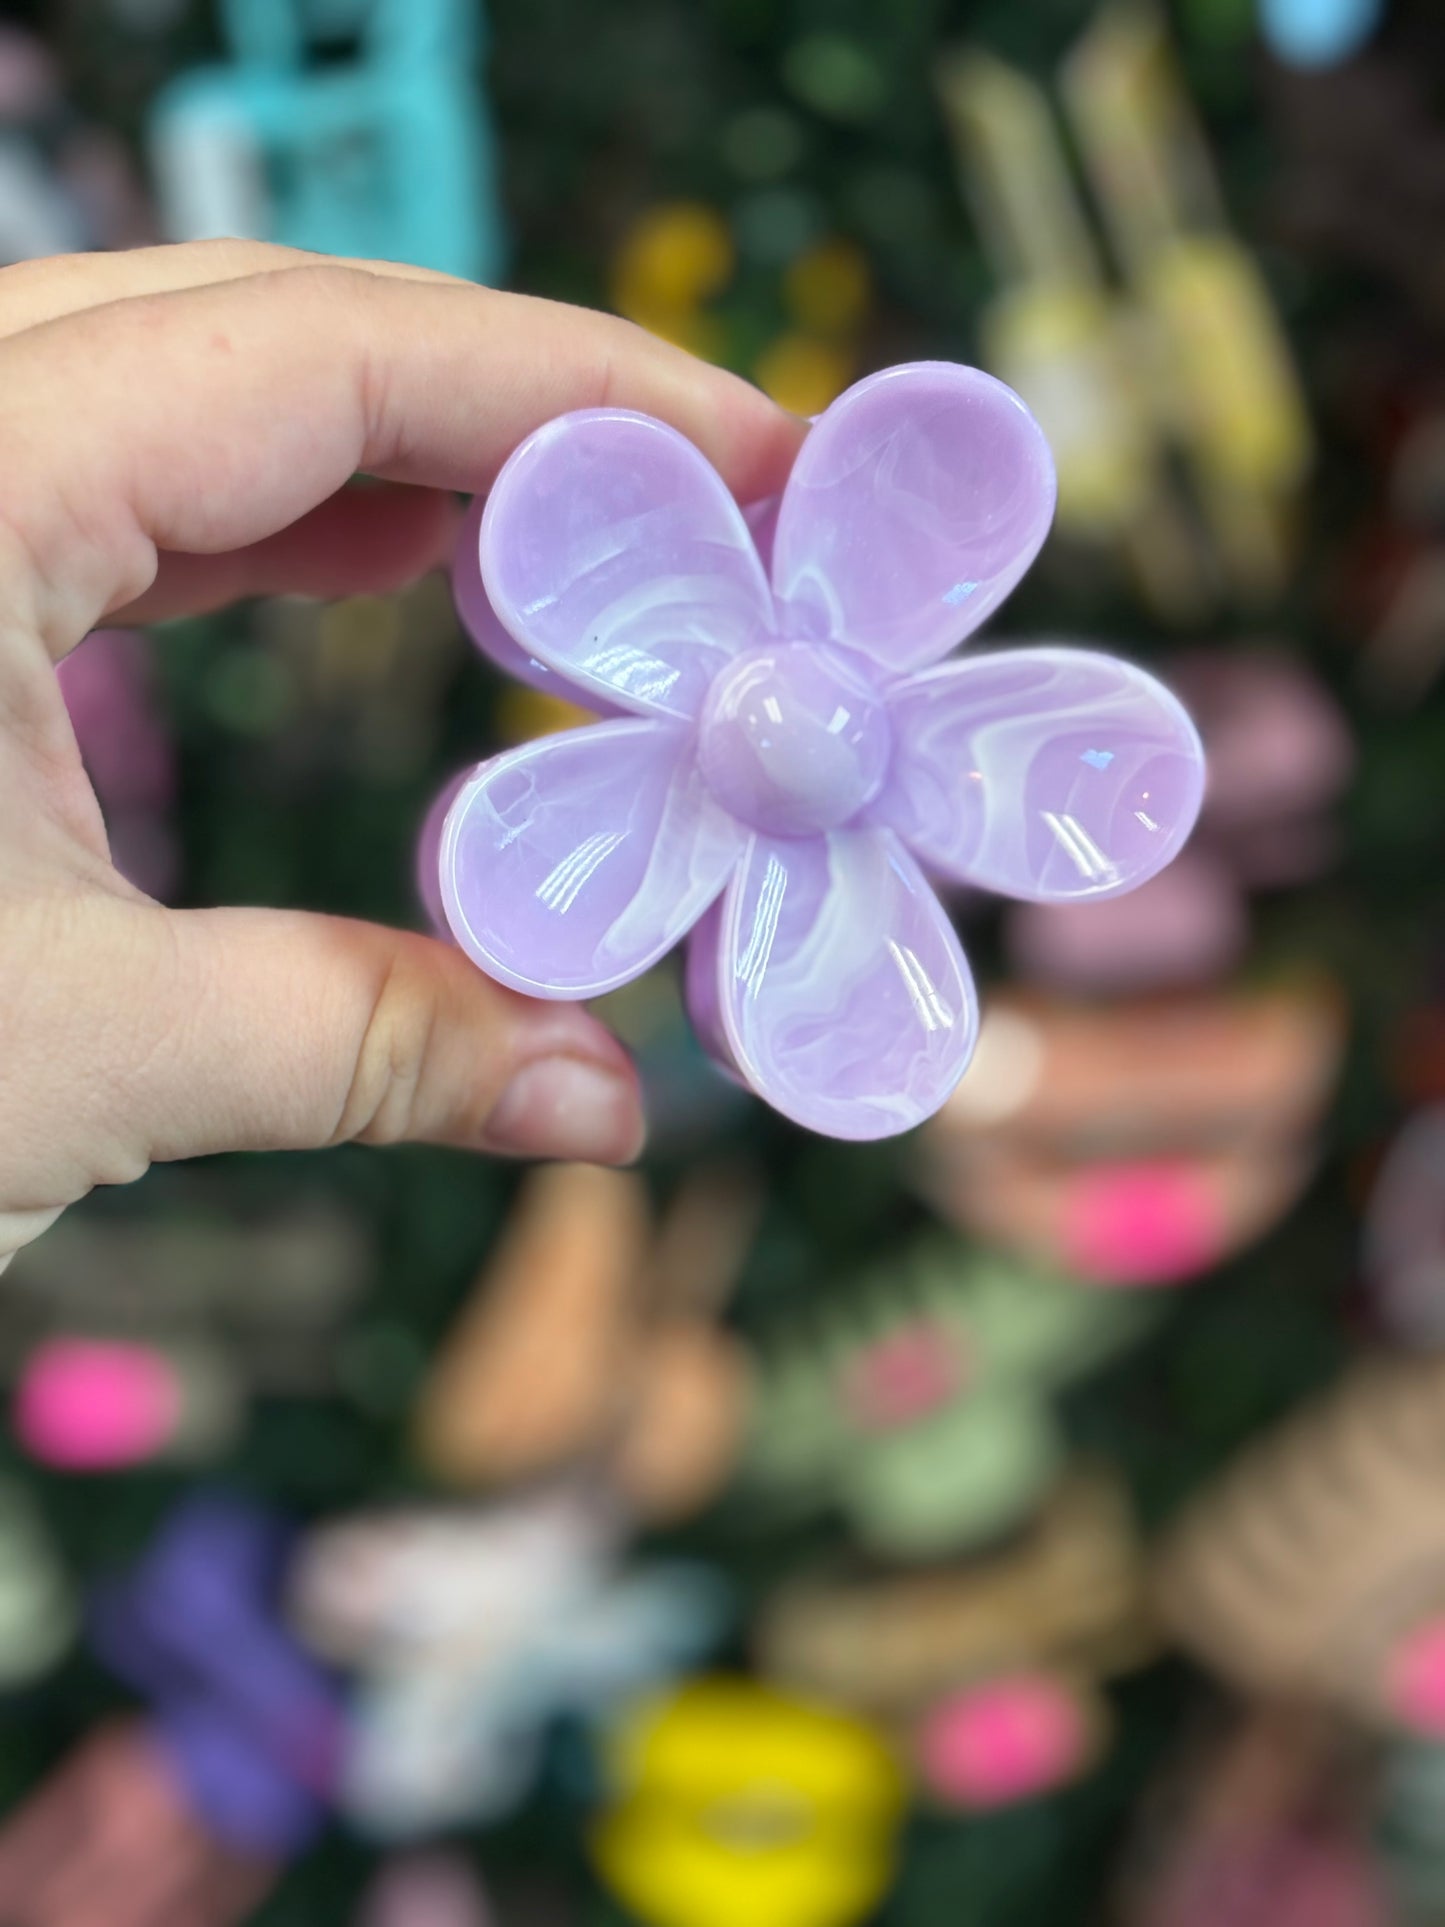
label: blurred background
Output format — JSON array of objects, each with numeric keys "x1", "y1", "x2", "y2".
[{"x1": 3, "y1": 0, "x2": 1445, "y2": 1921}]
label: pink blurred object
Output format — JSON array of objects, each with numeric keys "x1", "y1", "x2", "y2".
[
  {"x1": 1008, "y1": 852, "x2": 1248, "y2": 995},
  {"x1": 843, "y1": 1322, "x2": 964, "y2": 1431},
  {"x1": 1009, "y1": 651, "x2": 1353, "y2": 993},
  {"x1": 1387, "y1": 1618, "x2": 1445, "y2": 1735},
  {"x1": 14, "y1": 1338, "x2": 181, "y2": 1470},
  {"x1": 1140, "y1": 1839, "x2": 1389, "y2": 1927},
  {"x1": 356, "y1": 1855, "x2": 492, "y2": 1927},
  {"x1": 917, "y1": 1675, "x2": 1088, "y2": 1809},
  {"x1": 1171, "y1": 652, "x2": 1354, "y2": 876},
  {"x1": 1062, "y1": 1163, "x2": 1224, "y2": 1286},
  {"x1": 56, "y1": 629, "x2": 179, "y2": 900},
  {"x1": 0, "y1": 1722, "x2": 274, "y2": 1927}
]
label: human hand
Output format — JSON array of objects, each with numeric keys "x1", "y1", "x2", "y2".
[{"x1": 0, "y1": 241, "x2": 804, "y2": 1271}]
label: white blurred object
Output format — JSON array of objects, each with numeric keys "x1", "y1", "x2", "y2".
[
  {"x1": 150, "y1": 108, "x2": 269, "y2": 243},
  {"x1": 289, "y1": 1481, "x2": 727, "y2": 1838}
]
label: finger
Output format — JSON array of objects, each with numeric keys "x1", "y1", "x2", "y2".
[
  {"x1": 23, "y1": 898, "x2": 646, "y2": 1188},
  {"x1": 0, "y1": 265, "x2": 805, "y2": 656},
  {"x1": 110, "y1": 480, "x2": 458, "y2": 625},
  {"x1": 0, "y1": 237, "x2": 467, "y2": 341}
]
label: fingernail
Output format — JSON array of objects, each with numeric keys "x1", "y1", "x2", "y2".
[{"x1": 485, "y1": 1056, "x2": 645, "y2": 1165}]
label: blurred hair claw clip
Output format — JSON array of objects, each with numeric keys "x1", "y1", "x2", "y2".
[
  {"x1": 412, "y1": 1161, "x2": 760, "y2": 1525},
  {"x1": 147, "y1": 0, "x2": 504, "y2": 282},
  {"x1": 89, "y1": 1496, "x2": 343, "y2": 1858},
  {"x1": 591, "y1": 1676, "x2": 906, "y2": 1927},
  {"x1": 745, "y1": 1243, "x2": 1153, "y2": 1559},
  {"x1": 432, "y1": 362, "x2": 1205, "y2": 1140},
  {"x1": 914, "y1": 979, "x2": 1345, "y2": 1286},
  {"x1": 0, "y1": 1723, "x2": 275, "y2": 1927},
  {"x1": 1114, "y1": 1707, "x2": 1388, "y2": 1927},
  {"x1": 288, "y1": 1483, "x2": 729, "y2": 1837},
  {"x1": 1157, "y1": 1353, "x2": 1445, "y2": 1739},
  {"x1": 756, "y1": 1471, "x2": 1156, "y2": 1812}
]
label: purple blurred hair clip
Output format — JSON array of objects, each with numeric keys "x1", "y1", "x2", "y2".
[{"x1": 432, "y1": 362, "x2": 1206, "y2": 1140}]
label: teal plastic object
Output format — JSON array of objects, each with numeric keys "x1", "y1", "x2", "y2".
[
  {"x1": 1259, "y1": 0, "x2": 1383, "y2": 66},
  {"x1": 148, "y1": 0, "x2": 505, "y2": 282}
]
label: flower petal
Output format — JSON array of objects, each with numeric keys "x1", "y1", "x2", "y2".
[
  {"x1": 481, "y1": 411, "x2": 775, "y2": 720},
  {"x1": 771, "y1": 363, "x2": 1056, "y2": 672},
  {"x1": 440, "y1": 721, "x2": 745, "y2": 998},
  {"x1": 875, "y1": 647, "x2": 1205, "y2": 901},
  {"x1": 743, "y1": 493, "x2": 782, "y2": 573},
  {"x1": 454, "y1": 491, "x2": 564, "y2": 697},
  {"x1": 696, "y1": 827, "x2": 978, "y2": 1139}
]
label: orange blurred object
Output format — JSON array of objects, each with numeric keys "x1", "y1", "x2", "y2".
[{"x1": 413, "y1": 1162, "x2": 759, "y2": 1523}]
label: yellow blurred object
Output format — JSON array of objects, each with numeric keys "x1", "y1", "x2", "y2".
[
  {"x1": 493, "y1": 684, "x2": 596, "y2": 745},
  {"x1": 983, "y1": 284, "x2": 1154, "y2": 536},
  {"x1": 937, "y1": 48, "x2": 1099, "y2": 291},
  {"x1": 754, "y1": 333, "x2": 856, "y2": 417},
  {"x1": 1144, "y1": 235, "x2": 1311, "y2": 593},
  {"x1": 938, "y1": 4, "x2": 1314, "y2": 618},
  {"x1": 936, "y1": 43, "x2": 1209, "y2": 622},
  {"x1": 592, "y1": 1677, "x2": 906, "y2": 1927},
  {"x1": 1059, "y1": 0, "x2": 1224, "y2": 276},
  {"x1": 1062, "y1": 1, "x2": 1313, "y2": 604},
  {"x1": 612, "y1": 202, "x2": 736, "y2": 354},
  {"x1": 611, "y1": 201, "x2": 874, "y2": 413},
  {"x1": 783, "y1": 239, "x2": 871, "y2": 337}
]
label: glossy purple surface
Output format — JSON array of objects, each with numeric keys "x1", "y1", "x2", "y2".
[
  {"x1": 452, "y1": 492, "x2": 572, "y2": 701},
  {"x1": 435, "y1": 363, "x2": 1205, "y2": 1139},
  {"x1": 691, "y1": 828, "x2": 979, "y2": 1136},
  {"x1": 771, "y1": 365, "x2": 1057, "y2": 669},
  {"x1": 873, "y1": 647, "x2": 1204, "y2": 901},
  {"x1": 416, "y1": 767, "x2": 468, "y2": 936},
  {"x1": 697, "y1": 643, "x2": 892, "y2": 836},
  {"x1": 440, "y1": 720, "x2": 745, "y2": 998},
  {"x1": 481, "y1": 410, "x2": 775, "y2": 721}
]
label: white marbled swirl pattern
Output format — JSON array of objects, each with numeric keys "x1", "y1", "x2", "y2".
[
  {"x1": 873, "y1": 646, "x2": 1205, "y2": 902},
  {"x1": 440, "y1": 720, "x2": 745, "y2": 997}
]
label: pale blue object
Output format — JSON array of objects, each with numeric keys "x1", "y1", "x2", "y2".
[
  {"x1": 148, "y1": 0, "x2": 504, "y2": 282},
  {"x1": 1260, "y1": 0, "x2": 1383, "y2": 67}
]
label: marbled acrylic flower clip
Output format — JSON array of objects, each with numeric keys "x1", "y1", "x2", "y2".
[{"x1": 438, "y1": 363, "x2": 1205, "y2": 1139}]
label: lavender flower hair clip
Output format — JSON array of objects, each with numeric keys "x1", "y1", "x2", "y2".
[{"x1": 434, "y1": 363, "x2": 1205, "y2": 1140}]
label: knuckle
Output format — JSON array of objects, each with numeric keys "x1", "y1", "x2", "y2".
[
  {"x1": 335, "y1": 952, "x2": 441, "y2": 1147},
  {"x1": 271, "y1": 260, "x2": 380, "y2": 309}
]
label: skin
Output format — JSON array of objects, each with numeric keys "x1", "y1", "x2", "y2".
[{"x1": 0, "y1": 240, "x2": 806, "y2": 1274}]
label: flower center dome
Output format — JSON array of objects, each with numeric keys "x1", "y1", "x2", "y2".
[{"x1": 697, "y1": 644, "x2": 892, "y2": 837}]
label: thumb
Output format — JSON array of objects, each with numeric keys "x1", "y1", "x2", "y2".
[{"x1": 64, "y1": 900, "x2": 646, "y2": 1179}]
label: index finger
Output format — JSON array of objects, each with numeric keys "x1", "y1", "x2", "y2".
[{"x1": 0, "y1": 263, "x2": 806, "y2": 657}]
